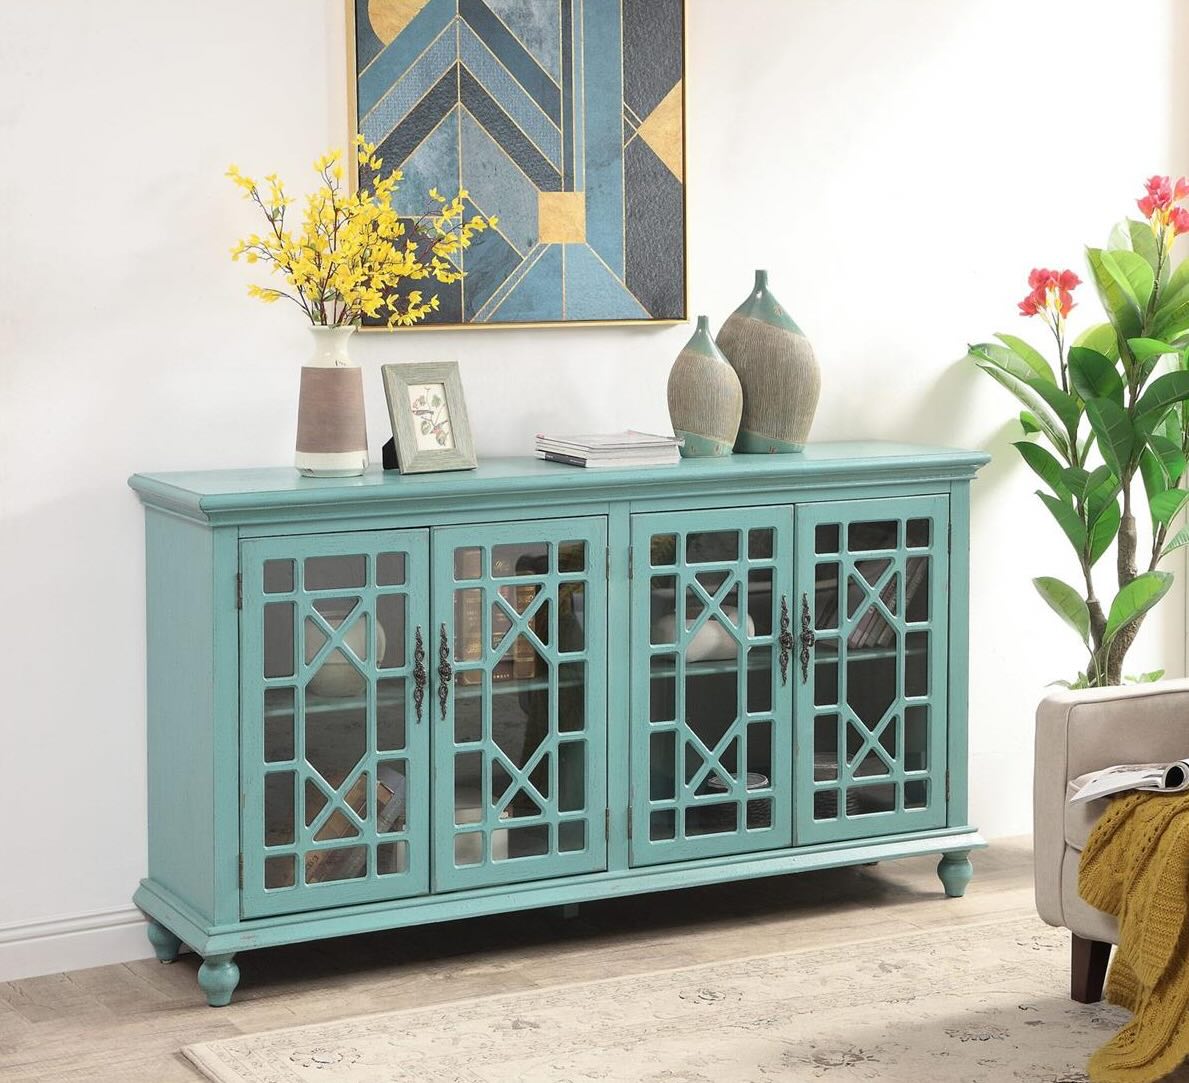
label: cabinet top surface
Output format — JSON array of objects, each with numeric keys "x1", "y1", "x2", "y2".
[{"x1": 129, "y1": 441, "x2": 988, "y2": 522}]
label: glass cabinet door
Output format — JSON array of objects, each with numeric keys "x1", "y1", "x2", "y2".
[
  {"x1": 239, "y1": 530, "x2": 430, "y2": 918},
  {"x1": 431, "y1": 518, "x2": 607, "y2": 892},
  {"x1": 630, "y1": 508, "x2": 795, "y2": 866},
  {"x1": 795, "y1": 496, "x2": 950, "y2": 845}
]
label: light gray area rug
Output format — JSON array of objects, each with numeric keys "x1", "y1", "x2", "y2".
[{"x1": 184, "y1": 917, "x2": 1179, "y2": 1083}]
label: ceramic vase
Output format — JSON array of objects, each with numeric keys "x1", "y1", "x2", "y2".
[
  {"x1": 667, "y1": 315, "x2": 743, "y2": 458},
  {"x1": 716, "y1": 270, "x2": 820, "y2": 453},
  {"x1": 295, "y1": 325, "x2": 369, "y2": 477}
]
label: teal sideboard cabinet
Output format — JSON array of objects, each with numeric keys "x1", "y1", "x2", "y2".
[{"x1": 129, "y1": 442, "x2": 988, "y2": 1006}]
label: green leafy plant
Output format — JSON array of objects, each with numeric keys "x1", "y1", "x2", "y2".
[{"x1": 970, "y1": 175, "x2": 1189, "y2": 687}]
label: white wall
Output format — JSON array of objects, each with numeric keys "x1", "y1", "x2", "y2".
[{"x1": 1, "y1": 0, "x2": 1184, "y2": 979}]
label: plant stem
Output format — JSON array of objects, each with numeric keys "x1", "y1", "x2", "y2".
[
  {"x1": 1150, "y1": 522, "x2": 1168, "y2": 571},
  {"x1": 1100, "y1": 227, "x2": 1173, "y2": 684},
  {"x1": 1118, "y1": 485, "x2": 1138, "y2": 584},
  {"x1": 1056, "y1": 320, "x2": 1068, "y2": 393},
  {"x1": 1146, "y1": 237, "x2": 1167, "y2": 325},
  {"x1": 252, "y1": 183, "x2": 315, "y2": 324}
]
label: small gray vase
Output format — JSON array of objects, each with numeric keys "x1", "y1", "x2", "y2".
[
  {"x1": 667, "y1": 315, "x2": 743, "y2": 457},
  {"x1": 716, "y1": 270, "x2": 820, "y2": 453}
]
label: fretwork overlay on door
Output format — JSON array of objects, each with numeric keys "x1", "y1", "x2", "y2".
[
  {"x1": 432, "y1": 518, "x2": 608, "y2": 891},
  {"x1": 795, "y1": 496, "x2": 950, "y2": 845},
  {"x1": 631, "y1": 508, "x2": 794, "y2": 864},
  {"x1": 240, "y1": 530, "x2": 430, "y2": 917}
]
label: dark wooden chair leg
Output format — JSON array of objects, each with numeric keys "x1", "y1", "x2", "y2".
[{"x1": 1071, "y1": 933, "x2": 1111, "y2": 1004}]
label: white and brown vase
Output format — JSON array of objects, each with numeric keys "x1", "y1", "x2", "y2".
[
  {"x1": 295, "y1": 325, "x2": 368, "y2": 477},
  {"x1": 716, "y1": 270, "x2": 820, "y2": 453},
  {"x1": 667, "y1": 315, "x2": 743, "y2": 457}
]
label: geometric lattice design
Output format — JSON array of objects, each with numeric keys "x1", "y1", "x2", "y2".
[
  {"x1": 433, "y1": 517, "x2": 607, "y2": 892},
  {"x1": 796, "y1": 498, "x2": 950, "y2": 845},
  {"x1": 240, "y1": 530, "x2": 430, "y2": 919},
  {"x1": 352, "y1": 0, "x2": 685, "y2": 326},
  {"x1": 631, "y1": 508, "x2": 794, "y2": 866}
]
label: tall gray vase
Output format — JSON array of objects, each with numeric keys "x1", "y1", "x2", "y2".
[
  {"x1": 667, "y1": 315, "x2": 743, "y2": 458},
  {"x1": 716, "y1": 270, "x2": 820, "y2": 453}
]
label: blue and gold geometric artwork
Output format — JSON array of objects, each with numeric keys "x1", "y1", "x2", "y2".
[{"x1": 352, "y1": 0, "x2": 686, "y2": 327}]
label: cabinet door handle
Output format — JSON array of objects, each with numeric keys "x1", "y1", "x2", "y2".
[
  {"x1": 412, "y1": 625, "x2": 426, "y2": 723},
  {"x1": 799, "y1": 593, "x2": 816, "y2": 684},
  {"x1": 437, "y1": 623, "x2": 453, "y2": 720},
  {"x1": 778, "y1": 595, "x2": 796, "y2": 686}
]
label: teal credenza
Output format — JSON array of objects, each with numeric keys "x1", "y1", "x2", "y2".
[{"x1": 129, "y1": 443, "x2": 988, "y2": 1006}]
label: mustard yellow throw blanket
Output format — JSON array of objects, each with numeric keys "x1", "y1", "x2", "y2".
[{"x1": 1078, "y1": 791, "x2": 1189, "y2": 1082}]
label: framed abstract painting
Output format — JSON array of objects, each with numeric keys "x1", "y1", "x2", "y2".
[{"x1": 349, "y1": 0, "x2": 686, "y2": 328}]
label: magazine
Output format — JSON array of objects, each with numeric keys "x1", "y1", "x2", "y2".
[
  {"x1": 1069, "y1": 760, "x2": 1189, "y2": 804},
  {"x1": 535, "y1": 430, "x2": 681, "y2": 468}
]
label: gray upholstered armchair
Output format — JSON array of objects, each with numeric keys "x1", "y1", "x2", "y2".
[{"x1": 1034, "y1": 679, "x2": 1189, "y2": 1002}]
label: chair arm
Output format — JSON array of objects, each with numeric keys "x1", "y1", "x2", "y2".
[{"x1": 1034, "y1": 679, "x2": 1189, "y2": 928}]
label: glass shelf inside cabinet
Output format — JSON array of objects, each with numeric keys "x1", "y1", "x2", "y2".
[
  {"x1": 648, "y1": 650, "x2": 774, "y2": 680},
  {"x1": 263, "y1": 687, "x2": 401, "y2": 718},
  {"x1": 453, "y1": 672, "x2": 565, "y2": 699},
  {"x1": 813, "y1": 638, "x2": 929, "y2": 664},
  {"x1": 265, "y1": 671, "x2": 589, "y2": 716}
]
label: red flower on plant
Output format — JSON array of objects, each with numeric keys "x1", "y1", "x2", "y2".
[
  {"x1": 1137, "y1": 174, "x2": 1189, "y2": 239},
  {"x1": 1019, "y1": 268, "x2": 1081, "y2": 321},
  {"x1": 1017, "y1": 290, "x2": 1043, "y2": 317}
]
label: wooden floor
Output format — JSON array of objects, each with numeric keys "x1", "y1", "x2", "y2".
[{"x1": 0, "y1": 839, "x2": 1039, "y2": 1081}]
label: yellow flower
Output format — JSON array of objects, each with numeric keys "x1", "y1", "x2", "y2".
[{"x1": 229, "y1": 146, "x2": 499, "y2": 327}]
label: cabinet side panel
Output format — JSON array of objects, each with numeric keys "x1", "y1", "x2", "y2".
[
  {"x1": 144, "y1": 508, "x2": 218, "y2": 919},
  {"x1": 946, "y1": 480, "x2": 973, "y2": 827}
]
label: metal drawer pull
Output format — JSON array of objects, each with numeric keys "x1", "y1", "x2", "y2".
[
  {"x1": 799, "y1": 593, "x2": 816, "y2": 684},
  {"x1": 437, "y1": 624, "x2": 453, "y2": 720},
  {"x1": 778, "y1": 595, "x2": 795, "y2": 686},
  {"x1": 412, "y1": 626, "x2": 426, "y2": 723}
]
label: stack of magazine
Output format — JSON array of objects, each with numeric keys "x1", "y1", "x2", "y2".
[{"x1": 536, "y1": 430, "x2": 681, "y2": 468}]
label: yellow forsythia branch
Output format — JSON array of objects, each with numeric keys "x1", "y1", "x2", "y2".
[{"x1": 227, "y1": 137, "x2": 498, "y2": 328}]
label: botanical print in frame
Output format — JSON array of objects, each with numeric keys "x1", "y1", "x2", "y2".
[
  {"x1": 349, "y1": 0, "x2": 687, "y2": 328},
  {"x1": 382, "y1": 361, "x2": 477, "y2": 473},
  {"x1": 406, "y1": 382, "x2": 457, "y2": 450}
]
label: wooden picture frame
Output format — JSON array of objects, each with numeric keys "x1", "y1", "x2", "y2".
[{"x1": 381, "y1": 361, "x2": 477, "y2": 474}]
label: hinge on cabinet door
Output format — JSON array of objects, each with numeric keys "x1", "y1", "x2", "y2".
[
  {"x1": 628, "y1": 547, "x2": 634, "y2": 579},
  {"x1": 626, "y1": 807, "x2": 633, "y2": 840},
  {"x1": 235, "y1": 573, "x2": 243, "y2": 610},
  {"x1": 605, "y1": 807, "x2": 610, "y2": 838},
  {"x1": 945, "y1": 770, "x2": 951, "y2": 803},
  {"x1": 606, "y1": 548, "x2": 611, "y2": 580},
  {"x1": 237, "y1": 853, "x2": 243, "y2": 889},
  {"x1": 947, "y1": 521, "x2": 953, "y2": 552}
]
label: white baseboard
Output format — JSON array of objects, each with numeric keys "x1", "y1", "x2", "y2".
[{"x1": 0, "y1": 906, "x2": 163, "y2": 982}]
